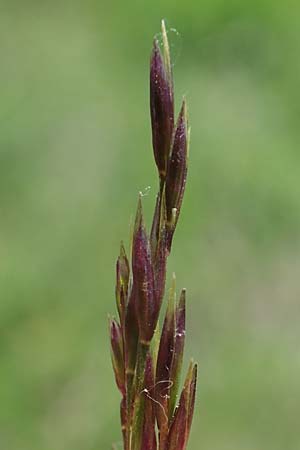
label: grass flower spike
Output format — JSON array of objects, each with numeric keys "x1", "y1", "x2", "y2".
[
  {"x1": 110, "y1": 20, "x2": 197, "y2": 450},
  {"x1": 150, "y1": 38, "x2": 174, "y2": 182}
]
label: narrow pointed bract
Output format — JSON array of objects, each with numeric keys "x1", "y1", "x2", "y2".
[
  {"x1": 187, "y1": 364, "x2": 197, "y2": 436},
  {"x1": 132, "y1": 196, "x2": 159, "y2": 343},
  {"x1": 150, "y1": 38, "x2": 174, "y2": 181},
  {"x1": 166, "y1": 362, "x2": 197, "y2": 450},
  {"x1": 116, "y1": 242, "x2": 130, "y2": 323},
  {"x1": 124, "y1": 287, "x2": 139, "y2": 377},
  {"x1": 109, "y1": 21, "x2": 197, "y2": 450},
  {"x1": 110, "y1": 318, "x2": 125, "y2": 395},
  {"x1": 165, "y1": 100, "x2": 189, "y2": 250},
  {"x1": 154, "y1": 282, "x2": 188, "y2": 448},
  {"x1": 155, "y1": 276, "x2": 176, "y2": 437},
  {"x1": 169, "y1": 289, "x2": 186, "y2": 416}
]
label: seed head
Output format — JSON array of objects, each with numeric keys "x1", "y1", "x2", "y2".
[
  {"x1": 132, "y1": 196, "x2": 160, "y2": 343},
  {"x1": 165, "y1": 99, "x2": 189, "y2": 250},
  {"x1": 109, "y1": 21, "x2": 197, "y2": 450},
  {"x1": 150, "y1": 35, "x2": 174, "y2": 181}
]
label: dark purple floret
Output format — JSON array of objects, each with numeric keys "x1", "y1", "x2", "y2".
[
  {"x1": 166, "y1": 100, "x2": 188, "y2": 224},
  {"x1": 132, "y1": 197, "x2": 160, "y2": 343},
  {"x1": 165, "y1": 99, "x2": 188, "y2": 250},
  {"x1": 150, "y1": 39, "x2": 174, "y2": 181}
]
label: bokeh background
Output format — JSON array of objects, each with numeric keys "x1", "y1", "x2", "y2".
[{"x1": 1, "y1": 1, "x2": 300, "y2": 449}]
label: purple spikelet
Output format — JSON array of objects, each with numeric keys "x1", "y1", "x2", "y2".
[{"x1": 150, "y1": 38, "x2": 174, "y2": 182}]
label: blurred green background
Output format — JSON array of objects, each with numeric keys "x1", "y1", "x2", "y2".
[{"x1": 1, "y1": 1, "x2": 300, "y2": 449}]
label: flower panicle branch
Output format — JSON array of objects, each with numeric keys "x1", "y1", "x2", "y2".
[{"x1": 110, "y1": 20, "x2": 197, "y2": 450}]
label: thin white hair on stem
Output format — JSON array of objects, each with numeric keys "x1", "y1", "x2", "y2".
[
  {"x1": 141, "y1": 388, "x2": 169, "y2": 423},
  {"x1": 146, "y1": 379, "x2": 174, "y2": 394},
  {"x1": 155, "y1": 379, "x2": 174, "y2": 396}
]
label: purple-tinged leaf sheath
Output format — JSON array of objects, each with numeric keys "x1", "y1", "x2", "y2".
[
  {"x1": 132, "y1": 197, "x2": 159, "y2": 343},
  {"x1": 165, "y1": 99, "x2": 188, "y2": 251},
  {"x1": 169, "y1": 289, "x2": 186, "y2": 417},
  {"x1": 140, "y1": 353, "x2": 157, "y2": 450},
  {"x1": 116, "y1": 242, "x2": 130, "y2": 323},
  {"x1": 166, "y1": 362, "x2": 197, "y2": 450},
  {"x1": 155, "y1": 278, "x2": 176, "y2": 441},
  {"x1": 110, "y1": 319, "x2": 125, "y2": 395},
  {"x1": 150, "y1": 39, "x2": 174, "y2": 181}
]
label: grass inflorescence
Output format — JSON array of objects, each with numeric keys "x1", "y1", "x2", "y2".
[{"x1": 110, "y1": 20, "x2": 197, "y2": 450}]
